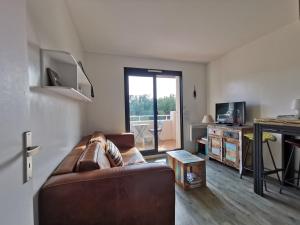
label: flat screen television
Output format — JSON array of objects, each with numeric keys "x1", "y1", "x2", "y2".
[{"x1": 215, "y1": 101, "x2": 246, "y2": 125}]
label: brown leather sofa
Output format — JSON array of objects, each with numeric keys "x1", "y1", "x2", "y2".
[{"x1": 39, "y1": 132, "x2": 175, "y2": 225}]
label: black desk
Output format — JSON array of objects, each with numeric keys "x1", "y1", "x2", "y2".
[{"x1": 254, "y1": 119, "x2": 300, "y2": 196}]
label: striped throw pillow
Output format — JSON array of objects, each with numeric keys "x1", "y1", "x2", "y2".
[{"x1": 106, "y1": 140, "x2": 124, "y2": 167}]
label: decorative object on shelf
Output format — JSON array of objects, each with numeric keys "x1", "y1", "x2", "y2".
[
  {"x1": 276, "y1": 115, "x2": 298, "y2": 120},
  {"x1": 193, "y1": 85, "x2": 197, "y2": 99},
  {"x1": 202, "y1": 114, "x2": 214, "y2": 124},
  {"x1": 78, "y1": 61, "x2": 94, "y2": 98},
  {"x1": 47, "y1": 68, "x2": 62, "y2": 86},
  {"x1": 291, "y1": 99, "x2": 300, "y2": 119}
]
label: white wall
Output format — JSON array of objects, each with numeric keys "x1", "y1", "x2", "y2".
[
  {"x1": 27, "y1": 0, "x2": 83, "y2": 61},
  {"x1": 84, "y1": 53, "x2": 206, "y2": 151},
  {"x1": 0, "y1": 1, "x2": 86, "y2": 224},
  {"x1": 27, "y1": 1, "x2": 87, "y2": 223},
  {"x1": 207, "y1": 21, "x2": 300, "y2": 170}
]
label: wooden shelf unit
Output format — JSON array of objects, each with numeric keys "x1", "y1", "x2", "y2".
[
  {"x1": 207, "y1": 124, "x2": 253, "y2": 174},
  {"x1": 30, "y1": 49, "x2": 92, "y2": 102}
]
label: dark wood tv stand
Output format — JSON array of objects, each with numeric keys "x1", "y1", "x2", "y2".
[{"x1": 207, "y1": 124, "x2": 253, "y2": 173}]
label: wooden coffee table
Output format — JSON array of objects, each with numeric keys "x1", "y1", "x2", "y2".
[{"x1": 166, "y1": 150, "x2": 206, "y2": 190}]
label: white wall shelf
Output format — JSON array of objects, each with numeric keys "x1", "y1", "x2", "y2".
[
  {"x1": 31, "y1": 86, "x2": 92, "y2": 102},
  {"x1": 31, "y1": 49, "x2": 93, "y2": 103}
]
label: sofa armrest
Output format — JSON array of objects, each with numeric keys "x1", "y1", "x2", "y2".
[
  {"x1": 105, "y1": 132, "x2": 135, "y2": 150},
  {"x1": 39, "y1": 163, "x2": 175, "y2": 225}
]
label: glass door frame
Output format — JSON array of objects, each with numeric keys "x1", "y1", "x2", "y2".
[{"x1": 124, "y1": 67, "x2": 183, "y2": 156}]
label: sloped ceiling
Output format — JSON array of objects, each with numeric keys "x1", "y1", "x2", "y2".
[{"x1": 66, "y1": 0, "x2": 298, "y2": 62}]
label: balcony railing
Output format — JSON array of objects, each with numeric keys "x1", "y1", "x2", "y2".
[
  {"x1": 129, "y1": 113, "x2": 178, "y2": 151},
  {"x1": 130, "y1": 114, "x2": 171, "y2": 122}
]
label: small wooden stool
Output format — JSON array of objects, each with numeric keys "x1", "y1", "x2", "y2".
[
  {"x1": 280, "y1": 139, "x2": 300, "y2": 193},
  {"x1": 166, "y1": 150, "x2": 206, "y2": 190},
  {"x1": 241, "y1": 132, "x2": 281, "y2": 191}
]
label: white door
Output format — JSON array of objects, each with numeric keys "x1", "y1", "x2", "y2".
[{"x1": 0, "y1": 1, "x2": 34, "y2": 224}]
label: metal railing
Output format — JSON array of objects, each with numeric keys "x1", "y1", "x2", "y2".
[{"x1": 130, "y1": 115, "x2": 170, "y2": 121}]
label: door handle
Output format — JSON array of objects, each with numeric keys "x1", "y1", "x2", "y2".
[
  {"x1": 26, "y1": 146, "x2": 41, "y2": 157},
  {"x1": 24, "y1": 131, "x2": 41, "y2": 183}
]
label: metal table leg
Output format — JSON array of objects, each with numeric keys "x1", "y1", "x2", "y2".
[{"x1": 254, "y1": 123, "x2": 264, "y2": 196}]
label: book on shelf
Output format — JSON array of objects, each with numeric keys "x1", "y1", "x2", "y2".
[
  {"x1": 276, "y1": 115, "x2": 298, "y2": 120},
  {"x1": 188, "y1": 180, "x2": 201, "y2": 185},
  {"x1": 186, "y1": 172, "x2": 200, "y2": 184},
  {"x1": 188, "y1": 183, "x2": 201, "y2": 188}
]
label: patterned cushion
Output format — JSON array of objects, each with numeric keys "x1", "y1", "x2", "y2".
[
  {"x1": 121, "y1": 147, "x2": 146, "y2": 166},
  {"x1": 106, "y1": 140, "x2": 124, "y2": 167}
]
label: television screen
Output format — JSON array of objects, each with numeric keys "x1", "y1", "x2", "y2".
[{"x1": 216, "y1": 102, "x2": 246, "y2": 125}]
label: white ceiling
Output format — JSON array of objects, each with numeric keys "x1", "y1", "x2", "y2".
[{"x1": 66, "y1": 0, "x2": 298, "y2": 63}]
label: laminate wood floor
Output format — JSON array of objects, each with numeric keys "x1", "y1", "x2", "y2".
[{"x1": 154, "y1": 158, "x2": 300, "y2": 225}]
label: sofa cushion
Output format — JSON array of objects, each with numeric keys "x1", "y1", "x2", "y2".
[
  {"x1": 89, "y1": 131, "x2": 106, "y2": 150},
  {"x1": 97, "y1": 144, "x2": 111, "y2": 169},
  {"x1": 121, "y1": 147, "x2": 146, "y2": 166},
  {"x1": 105, "y1": 133, "x2": 135, "y2": 151},
  {"x1": 52, "y1": 135, "x2": 91, "y2": 175},
  {"x1": 76, "y1": 142, "x2": 111, "y2": 172},
  {"x1": 106, "y1": 140, "x2": 124, "y2": 167}
]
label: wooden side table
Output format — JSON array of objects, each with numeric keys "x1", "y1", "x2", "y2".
[{"x1": 166, "y1": 150, "x2": 206, "y2": 190}]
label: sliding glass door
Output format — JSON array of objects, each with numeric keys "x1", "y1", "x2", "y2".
[
  {"x1": 156, "y1": 75, "x2": 182, "y2": 151},
  {"x1": 127, "y1": 75, "x2": 155, "y2": 151},
  {"x1": 124, "y1": 68, "x2": 183, "y2": 155}
]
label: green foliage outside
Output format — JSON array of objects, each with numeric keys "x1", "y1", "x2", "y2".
[
  {"x1": 157, "y1": 94, "x2": 176, "y2": 115},
  {"x1": 130, "y1": 94, "x2": 176, "y2": 119},
  {"x1": 129, "y1": 95, "x2": 153, "y2": 117}
]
